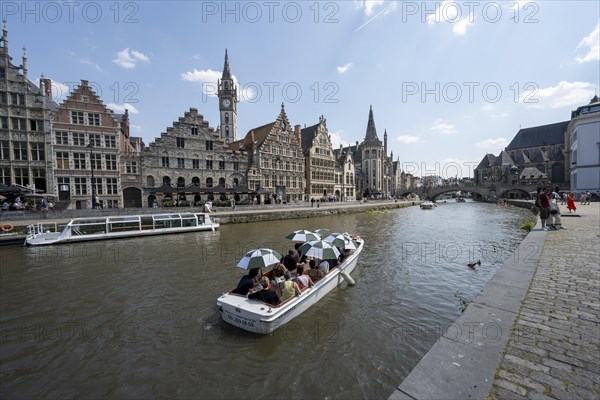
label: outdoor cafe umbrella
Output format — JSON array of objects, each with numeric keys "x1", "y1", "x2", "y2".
[
  {"x1": 314, "y1": 228, "x2": 329, "y2": 236},
  {"x1": 298, "y1": 240, "x2": 340, "y2": 261},
  {"x1": 237, "y1": 248, "x2": 283, "y2": 270},
  {"x1": 285, "y1": 230, "x2": 321, "y2": 242},
  {"x1": 323, "y1": 233, "x2": 357, "y2": 250}
]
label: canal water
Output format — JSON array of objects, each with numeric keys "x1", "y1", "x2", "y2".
[{"x1": 0, "y1": 202, "x2": 531, "y2": 399}]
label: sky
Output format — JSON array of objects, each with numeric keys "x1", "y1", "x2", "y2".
[{"x1": 2, "y1": 0, "x2": 599, "y2": 178}]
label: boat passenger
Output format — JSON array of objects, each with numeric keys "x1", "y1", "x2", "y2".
[
  {"x1": 280, "y1": 270, "x2": 301, "y2": 302},
  {"x1": 307, "y1": 259, "x2": 324, "y2": 283},
  {"x1": 232, "y1": 267, "x2": 262, "y2": 296},
  {"x1": 270, "y1": 264, "x2": 287, "y2": 297},
  {"x1": 248, "y1": 277, "x2": 281, "y2": 306},
  {"x1": 294, "y1": 242, "x2": 307, "y2": 263},
  {"x1": 282, "y1": 249, "x2": 302, "y2": 271},
  {"x1": 295, "y1": 265, "x2": 314, "y2": 290},
  {"x1": 318, "y1": 259, "x2": 330, "y2": 274}
]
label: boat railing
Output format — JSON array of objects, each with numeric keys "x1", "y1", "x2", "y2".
[{"x1": 26, "y1": 222, "x2": 59, "y2": 238}]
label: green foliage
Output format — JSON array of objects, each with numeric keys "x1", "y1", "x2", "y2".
[
  {"x1": 454, "y1": 291, "x2": 470, "y2": 312},
  {"x1": 162, "y1": 200, "x2": 174, "y2": 207},
  {"x1": 520, "y1": 219, "x2": 536, "y2": 232}
]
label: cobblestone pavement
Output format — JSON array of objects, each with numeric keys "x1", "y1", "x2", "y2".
[{"x1": 488, "y1": 203, "x2": 600, "y2": 399}]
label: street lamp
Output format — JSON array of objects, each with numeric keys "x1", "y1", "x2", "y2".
[{"x1": 88, "y1": 143, "x2": 96, "y2": 209}]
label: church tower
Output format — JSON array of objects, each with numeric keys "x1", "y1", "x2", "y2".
[
  {"x1": 218, "y1": 49, "x2": 237, "y2": 143},
  {"x1": 361, "y1": 106, "x2": 384, "y2": 196}
]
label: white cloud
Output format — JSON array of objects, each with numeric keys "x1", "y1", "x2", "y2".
[
  {"x1": 476, "y1": 138, "x2": 509, "y2": 149},
  {"x1": 113, "y1": 48, "x2": 150, "y2": 69},
  {"x1": 575, "y1": 21, "x2": 600, "y2": 64},
  {"x1": 130, "y1": 124, "x2": 143, "y2": 134},
  {"x1": 520, "y1": 81, "x2": 595, "y2": 109},
  {"x1": 452, "y1": 14, "x2": 473, "y2": 36},
  {"x1": 481, "y1": 104, "x2": 493, "y2": 111},
  {"x1": 37, "y1": 79, "x2": 71, "y2": 104},
  {"x1": 427, "y1": 1, "x2": 474, "y2": 36},
  {"x1": 106, "y1": 103, "x2": 140, "y2": 114},
  {"x1": 181, "y1": 69, "x2": 255, "y2": 101},
  {"x1": 431, "y1": 120, "x2": 458, "y2": 135},
  {"x1": 354, "y1": 1, "x2": 397, "y2": 31},
  {"x1": 492, "y1": 113, "x2": 509, "y2": 118},
  {"x1": 396, "y1": 135, "x2": 421, "y2": 144},
  {"x1": 329, "y1": 130, "x2": 350, "y2": 148},
  {"x1": 337, "y1": 63, "x2": 353, "y2": 74},
  {"x1": 69, "y1": 51, "x2": 102, "y2": 71},
  {"x1": 356, "y1": 0, "x2": 385, "y2": 16}
]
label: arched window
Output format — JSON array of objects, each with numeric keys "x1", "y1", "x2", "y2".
[
  {"x1": 162, "y1": 176, "x2": 171, "y2": 186},
  {"x1": 177, "y1": 177, "x2": 185, "y2": 188},
  {"x1": 206, "y1": 177, "x2": 213, "y2": 187},
  {"x1": 233, "y1": 178, "x2": 239, "y2": 187},
  {"x1": 147, "y1": 175, "x2": 155, "y2": 187},
  {"x1": 225, "y1": 126, "x2": 230, "y2": 137},
  {"x1": 219, "y1": 177, "x2": 226, "y2": 187},
  {"x1": 225, "y1": 113, "x2": 229, "y2": 124},
  {"x1": 192, "y1": 176, "x2": 200, "y2": 186}
]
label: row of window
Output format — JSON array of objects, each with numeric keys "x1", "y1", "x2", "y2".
[
  {"x1": 149, "y1": 176, "x2": 237, "y2": 189},
  {"x1": 262, "y1": 175, "x2": 302, "y2": 190},
  {"x1": 70, "y1": 111, "x2": 101, "y2": 126},
  {"x1": 0, "y1": 117, "x2": 45, "y2": 131},
  {"x1": 310, "y1": 158, "x2": 336, "y2": 168},
  {"x1": 54, "y1": 131, "x2": 117, "y2": 148},
  {"x1": 262, "y1": 144, "x2": 299, "y2": 157},
  {"x1": 56, "y1": 176, "x2": 118, "y2": 196},
  {"x1": 260, "y1": 158, "x2": 303, "y2": 172},
  {"x1": 311, "y1": 171, "x2": 336, "y2": 182},
  {"x1": 0, "y1": 140, "x2": 45, "y2": 161},
  {"x1": 0, "y1": 167, "x2": 45, "y2": 186},
  {"x1": 55, "y1": 152, "x2": 117, "y2": 170},
  {"x1": 160, "y1": 157, "x2": 239, "y2": 171},
  {"x1": 0, "y1": 92, "x2": 26, "y2": 106}
]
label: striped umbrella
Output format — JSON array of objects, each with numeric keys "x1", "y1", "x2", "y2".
[
  {"x1": 298, "y1": 240, "x2": 341, "y2": 260},
  {"x1": 237, "y1": 248, "x2": 283, "y2": 270},
  {"x1": 314, "y1": 228, "x2": 329, "y2": 236},
  {"x1": 286, "y1": 230, "x2": 321, "y2": 242},
  {"x1": 323, "y1": 233, "x2": 357, "y2": 250}
]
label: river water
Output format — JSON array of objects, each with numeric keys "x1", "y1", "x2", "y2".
[{"x1": 0, "y1": 201, "x2": 530, "y2": 399}]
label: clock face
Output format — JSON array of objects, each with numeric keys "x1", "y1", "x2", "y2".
[{"x1": 222, "y1": 99, "x2": 231, "y2": 107}]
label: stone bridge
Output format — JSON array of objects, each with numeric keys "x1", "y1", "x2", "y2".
[{"x1": 399, "y1": 184, "x2": 536, "y2": 201}]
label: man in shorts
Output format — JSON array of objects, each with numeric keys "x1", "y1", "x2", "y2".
[{"x1": 537, "y1": 187, "x2": 551, "y2": 231}]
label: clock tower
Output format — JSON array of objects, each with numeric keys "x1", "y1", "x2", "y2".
[{"x1": 218, "y1": 49, "x2": 238, "y2": 143}]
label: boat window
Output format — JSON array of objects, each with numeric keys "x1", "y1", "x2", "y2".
[
  {"x1": 152, "y1": 214, "x2": 182, "y2": 229},
  {"x1": 108, "y1": 216, "x2": 141, "y2": 223},
  {"x1": 70, "y1": 221, "x2": 106, "y2": 236}
]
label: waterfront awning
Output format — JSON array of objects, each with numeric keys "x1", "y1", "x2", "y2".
[{"x1": 151, "y1": 184, "x2": 177, "y2": 194}]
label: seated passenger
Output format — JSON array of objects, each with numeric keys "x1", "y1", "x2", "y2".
[
  {"x1": 307, "y1": 259, "x2": 324, "y2": 283},
  {"x1": 294, "y1": 265, "x2": 314, "y2": 290},
  {"x1": 318, "y1": 259, "x2": 330, "y2": 274},
  {"x1": 232, "y1": 267, "x2": 261, "y2": 296},
  {"x1": 294, "y1": 242, "x2": 307, "y2": 263},
  {"x1": 270, "y1": 264, "x2": 287, "y2": 298},
  {"x1": 248, "y1": 277, "x2": 281, "y2": 306},
  {"x1": 282, "y1": 249, "x2": 303, "y2": 271},
  {"x1": 280, "y1": 270, "x2": 301, "y2": 302}
]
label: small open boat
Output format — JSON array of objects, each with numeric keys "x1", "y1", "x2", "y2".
[
  {"x1": 25, "y1": 212, "x2": 218, "y2": 246},
  {"x1": 420, "y1": 201, "x2": 437, "y2": 209},
  {"x1": 217, "y1": 235, "x2": 364, "y2": 334}
]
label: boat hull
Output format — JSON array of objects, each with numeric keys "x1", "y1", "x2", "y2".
[
  {"x1": 25, "y1": 213, "x2": 218, "y2": 246},
  {"x1": 217, "y1": 239, "x2": 363, "y2": 334}
]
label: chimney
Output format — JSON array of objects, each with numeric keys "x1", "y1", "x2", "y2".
[
  {"x1": 40, "y1": 77, "x2": 52, "y2": 99},
  {"x1": 294, "y1": 124, "x2": 302, "y2": 142}
]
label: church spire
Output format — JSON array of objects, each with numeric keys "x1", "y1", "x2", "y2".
[
  {"x1": 365, "y1": 105, "x2": 379, "y2": 141},
  {"x1": 1, "y1": 19, "x2": 8, "y2": 56},
  {"x1": 222, "y1": 49, "x2": 231, "y2": 79}
]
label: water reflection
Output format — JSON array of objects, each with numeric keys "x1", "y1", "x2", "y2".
[{"x1": 0, "y1": 202, "x2": 530, "y2": 399}]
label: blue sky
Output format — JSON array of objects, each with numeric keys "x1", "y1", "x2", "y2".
[{"x1": 3, "y1": 1, "x2": 599, "y2": 177}]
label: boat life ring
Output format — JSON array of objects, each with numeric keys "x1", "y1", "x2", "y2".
[{"x1": 1, "y1": 223, "x2": 14, "y2": 233}]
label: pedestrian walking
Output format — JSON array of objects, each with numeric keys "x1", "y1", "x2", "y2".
[
  {"x1": 567, "y1": 192, "x2": 577, "y2": 213},
  {"x1": 549, "y1": 193, "x2": 561, "y2": 230},
  {"x1": 537, "y1": 188, "x2": 551, "y2": 231}
]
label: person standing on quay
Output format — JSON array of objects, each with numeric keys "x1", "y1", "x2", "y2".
[
  {"x1": 537, "y1": 188, "x2": 551, "y2": 231},
  {"x1": 567, "y1": 192, "x2": 577, "y2": 213}
]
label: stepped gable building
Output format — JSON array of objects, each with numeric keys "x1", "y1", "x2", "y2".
[
  {"x1": 143, "y1": 107, "x2": 247, "y2": 207},
  {"x1": 475, "y1": 120, "x2": 569, "y2": 189},
  {"x1": 300, "y1": 115, "x2": 337, "y2": 201},
  {"x1": 52, "y1": 80, "x2": 128, "y2": 209},
  {"x1": 117, "y1": 110, "x2": 144, "y2": 208},
  {"x1": 333, "y1": 144, "x2": 356, "y2": 201},
  {"x1": 567, "y1": 95, "x2": 600, "y2": 195},
  {"x1": 0, "y1": 22, "x2": 57, "y2": 193},
  {"x1": 218, "y1": 49, "x2": 238, "y2": 144},
  {"x1": 230, "y1": 104, "x2": 304, "y2": 203}
]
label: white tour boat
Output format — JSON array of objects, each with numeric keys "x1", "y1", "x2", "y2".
[
  {"x1": 217, "y1": 236, "x2": 364, "y2": 334},
  {"x1": 25, "y1": 212, "x2": 219, "y2": 246},
  {"x1": 420, "y1": 201, "x2": 437, "y2": 209}
]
